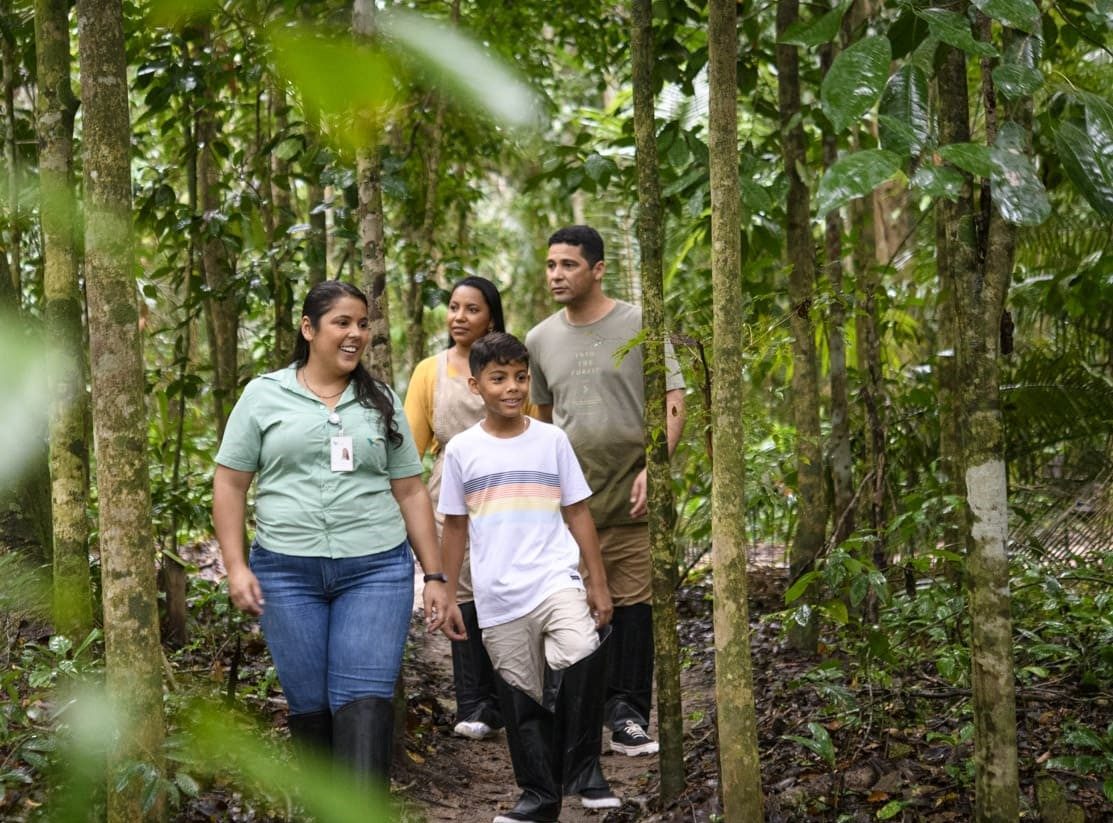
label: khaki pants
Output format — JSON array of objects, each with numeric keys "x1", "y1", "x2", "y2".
[
  {"x1": 482, "y1": 588, "x2": 599, "y2": 705},
  {"x1": 596, "y1": 524, "x2": 651, "y2": 607}
]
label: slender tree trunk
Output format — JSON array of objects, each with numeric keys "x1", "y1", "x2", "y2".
[
  {"x1": 353, "y1": 0, "x2": 392, "y2": 384},
  {"x1": 407, "y1": 92, "x2": 446, "y2": 374},
  {"x1": 937, "y1": 33, "x2": 1019, "y2": 821},
  {"x1": 38, "y1": 0, "x2": 92, "y2": 637},
  {"x1": 197, "y1": 27, "x2": 238, "y2": 438},
  {"x1": 631, "y1": 0, "x2": 684, "y2": 802},
  {"x1": 820, "y1": 39, "x2": 854, "y2": 547},
  {"x1": 2, "y1": 14, "x2": 21, "y2": 303},
  {"x1": 709, "y1": 0, "x2": 764, "y2": 817},
  {"x1": 777, "y1": 0, "x2": 826, "y2": 652},
  {"x1": 269, "y1": 83, "x2": 296, "y2": 366},
  {"x1": 76, "y1": 0, "x2": 165, "y2": 818}
]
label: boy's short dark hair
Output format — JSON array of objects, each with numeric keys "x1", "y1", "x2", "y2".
[
  {"x1": 469, "y1": 332, "x2": 530, "y2": 377},
  {"x1": 548, "y1": 225, "x2": 604, "y2": 268}
]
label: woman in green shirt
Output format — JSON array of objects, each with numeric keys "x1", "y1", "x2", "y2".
[{"x1": 213, "y1": 280, "x2": 455, "y2": 788}]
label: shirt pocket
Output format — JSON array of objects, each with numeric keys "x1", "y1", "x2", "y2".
[{"x1": 362, "y1": 433, "x2": 389, "y2": 474}]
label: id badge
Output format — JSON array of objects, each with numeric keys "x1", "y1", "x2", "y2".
[{"x1": 331, "y1": 436, "x2": 355, "y2": 472}]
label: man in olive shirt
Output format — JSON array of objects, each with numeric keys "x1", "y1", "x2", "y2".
[{"x1": 526, "y1": 225, "x2": 685, "y2": 756}]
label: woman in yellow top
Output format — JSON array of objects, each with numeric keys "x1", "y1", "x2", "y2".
[{"x1": 405, "y1": 275, "x2": 533, "y2": 740}]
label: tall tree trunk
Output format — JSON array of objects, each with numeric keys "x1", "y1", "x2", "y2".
[
  {"x1": 936, "y1": 33, "x2": 1019, "y2": 821},
  {"x1": 709, "y1": 0, "x2": 764, "y2": 817},
  {"x1": 269, "y1": 83, "x2": 296, "y2": 366},
  {"x1": 1, "y1": 13, "x2": 21, "y2": 303},
  {"x1": 37, "y1": 0, "x2": 92, "y2": 637},
  {"x1": 820, "y1": 39, "x2": 854, "y2": 547},
  {"x1": 777, "y1": 0, "x2": 826, "y2": 652},
  {"x1": 631, "y1": 0, "x2": 684, "y2": 802},
  {"x1": 353, "y1": 0, "x2": 392, "y2": 384},
  {"x1": 76, "y1": 0, "x2": 165, "y2": 818},
  {"x1": 406, "y1": 91, "x2": 446, "y2": 374},
  {"x1": 198, "y1": 27, "x2": 238, "y2": 438}
]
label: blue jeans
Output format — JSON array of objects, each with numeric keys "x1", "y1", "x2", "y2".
[{"x1": 249, "y1": 542, "x2": 414, "y2": 714}]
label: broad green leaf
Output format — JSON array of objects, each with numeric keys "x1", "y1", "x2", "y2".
[
  {"x1": 938, "y1": 142, "x2": 995, "y2": 177},
  {"x1": 377, "y1": 8, "x2": 542, "y2": 131},
  {"x1": 911, "y1": 164, "x2": 967, "y2": 200},
  {"x1": 785, "y1": 570, "x2": 820, "y2": 604},
  {"x1": 780, "y1": 0, "x2": 852, "y2": 47},
  {"x1": 823, "y1": 600, "x2": 849, "y2": 626},
  {"x1": 992, "y1": 34, "x2": 1044, "y2": 99},
  {"x1": 821, "y1": 36, "x2": 892, "y2": 134},
  {"x1": 583, "y1": 152, "x2": 617, "y2": 185},
  {"x1": 1053, "y1": 121, "x2": 1113, "y2": 219},
  {"x1": 1078, "y1": 92, "x2": 1113, "y2": 171},
  {"x1": 990, "y1": 121, "x2": 1050, "y2": 225},
  {"x1": 877, "y1": 800, "x2": 906, "y2": 820},
  {"x1": 740, "y1": 176, "x2": 774, "y2": 212},
  {"x1": 971, "y1": 0, "x2": 1041, "y2": 33},
  {"x1": 815, "y1": 149, "x2": 903, "y2": 218},
  {"x1": 878, "y1": 64, "x2": 931, "y2": 156},
  {"x1": 917, "y1": 8, "x2": 999, "y2": 57}
]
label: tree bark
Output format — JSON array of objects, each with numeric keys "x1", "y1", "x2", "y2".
[
  {"x1": 76, "y1": 0, "x2": 166, "y2": 817},
  {"x1": 709, "y1": 0, "x2": 764, "y2": 817},
  {"x1": 198, "y1": 26, "x2": 238, "y2": 438},
  {"x1": 631, "y1": 0, "x2": 684, "y2": 802},
  {"x1": 269, "y1": 82, "x2": 296, "y2": 367},
  {"x1": 406, "y1": 91, "x2": 446, "y2": 374},
  {"x1": 936, "y1": 32, "x2": 1019, "y2": 822},
  {"x1": 820, "y1": 39, "x2": 854, "y2": 547},
  {"x1": 354, "y1": 0, "x2": 392, "y2": 383},
  {"x1": 1, "y1": 12, "x2": 21, "y2": 304},
  {"x1": 776, "y1": 0, "x2": 826, "y2": 652},
  {"x1": 37, "y1": 0, "x2": 93, "y2": 637}
]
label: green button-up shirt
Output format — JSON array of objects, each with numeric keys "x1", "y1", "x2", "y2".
[{"x1": 216, "y1": 365, "x2": 424, "y2": 557}]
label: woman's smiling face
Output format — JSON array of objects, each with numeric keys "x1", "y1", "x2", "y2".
[
  {"x1": 302, "y1": 294, "x2": 370, "y2": 374},
  {"x1": 447, "y1": 285, "x2": 493, "y2": 348}
]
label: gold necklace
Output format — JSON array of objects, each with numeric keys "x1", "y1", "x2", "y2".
[{"x1": 301, "y1": 370, "x2": 349, "y2": 400}]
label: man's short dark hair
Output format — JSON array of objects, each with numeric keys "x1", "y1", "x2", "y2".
[
  {"x1": 469, "y1": 332, "x2": 530, "y2": 377},
  {"x1": 548, "y1": 225, "x2": 604, "y2": 268}
]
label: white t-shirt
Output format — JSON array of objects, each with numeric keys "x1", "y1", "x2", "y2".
[{"x1": 438, "y1": 418, "x2": 591, "y2": 629}]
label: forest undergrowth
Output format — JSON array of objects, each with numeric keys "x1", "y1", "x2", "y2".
[{"x1": 0, "y1": 519, "x2": 1110, "y2": 822}]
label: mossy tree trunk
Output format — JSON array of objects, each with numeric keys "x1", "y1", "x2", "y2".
[
  {"x1": 76, "y1": 0, "x2": 166, "y2": 818},
  {"x1": 197, "y1": 25, "x2": 238, "y2": 438},
  {"x1": 776, "y1": 0, "x2": 827, "y2": 652},
  {"x1": 631, "y1": 0, "x2": 684, "y2": 801},
  {"x1": 936, "y1": 29, "x2": 1020, "y2": 822},
  {"x1": 268, "y1": 83, "x2": 297, "y2": 367},
  {"x1": 353, "y1": 0, "x2": 393, "y2": 384},
  {"x1": 709, "y1": 0, "x2": 764, "y2": 817},
  {"x1": 37, "y1": 0, "x2": 93, "y2": 638}
]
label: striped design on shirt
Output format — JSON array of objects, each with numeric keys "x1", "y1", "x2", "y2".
[{"x1": 463, "y1": 470, "x2": 562, "y2": 517}]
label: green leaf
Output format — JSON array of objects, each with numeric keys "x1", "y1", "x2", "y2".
[
  {"x1": 888, "y1": 10, "x2": 932, "y2": 60},
  {"x1": 989, "y1": 121, "x2": 1050, "y2": 225},
  {"x1": 849, "y1": 574, "x2": 870, "y2": 607},
  {"x1": 740, "y1": 176, "x2": 773, "y2": 211},
  {"x1": 780, "y1": 0, "x2": 852, "y2": 47},
  {"x1": 938, "y1": 142, "x2": 995, "y2": 177},
  {"x1": 1053, "y1": 120, "x2": 1113, "y2": 219},
  {"x1": 377, "y1": 8, "x2": 543, "y2": 131},
  {"x1": 971, "y1": 0, "x2": 1041, "y2": 33},
  {"x1": 815, "y1": 149, "x2": 903, "y2": 218},
  {"x1": 583, "y1": 152, "x2": 616, "y2": 186},
  {"x1": 274, "y1": 138, "x2": 302, "y2": 161},
  {"x1": 877, "y1": 799, "x2": 906, "y2": 820},
  {"x1": 821, "y1": 36, "x2": 892, "y2": 134},
  {"x1": 785, "y1": 570, "x2": 820, "y2": 604},
  {"x1": 911, "y1": 164, "x2": 967, "y2": 200},
  {"x1": 917, "y1": 8, "x2": 999, "y2": 57},
  {"x1": 1079, "y1": 92, "x2": 1113, "y2": 173},
  {"x1": 992, "y1": 34, "x2": 1044, "y2": 99},
  {"x1": 824, "y1": 600, "x2": 850, "y2": 625},
  {"x1": 878, "y1": 65, "x2": 931, "y2": 156}
]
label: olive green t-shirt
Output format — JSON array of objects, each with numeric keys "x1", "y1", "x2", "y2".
[
  {"x1": 525, "y1": 301, "x2": 684, "y2": 529},
  {"x1": 215, "y1": 365, "x2": 423, "y2": 557}
]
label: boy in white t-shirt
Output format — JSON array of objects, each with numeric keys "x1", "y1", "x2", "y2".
[{"x1": 439, "y1": 332, "x2": 618, "y2": 822}]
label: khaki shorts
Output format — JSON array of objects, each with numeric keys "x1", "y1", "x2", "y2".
[
  {"x1": 482, "y1": 587, "x2": 599, "y2": 704},
  {"x1": 594, "y1": 523, "x2": 652, "y2": 607}
]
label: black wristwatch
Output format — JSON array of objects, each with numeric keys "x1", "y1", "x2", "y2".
[{"x1": 423, "y1": 572, "x2": 448, "y2": 584}]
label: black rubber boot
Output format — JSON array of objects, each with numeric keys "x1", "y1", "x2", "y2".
[
  {"x1": 604, "y1": 603, "x2": 654, "y2": 731},
  {"x1": 333, "y1": 695, "x2": 394, "y2": 787},
  {"x1": 287, "y1": 709, "x2": 332, "y2": 761},
  {"x1": 493, "y1": 678, "x2": 561, "y2": 823},
  {"x1": 451, "y1": 600, "x2": 504, "y2": 732},
  {"x1": 559, "y1": 627, "x2": 619, "y2": 808}
]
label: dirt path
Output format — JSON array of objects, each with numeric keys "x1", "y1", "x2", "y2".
[{"x1": 397, "y1": 623, "x2": 669, "y2": 822}]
